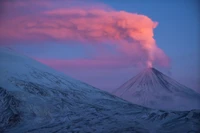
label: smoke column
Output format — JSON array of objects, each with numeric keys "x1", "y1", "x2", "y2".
[{"x1": 0, "y1": 1, "x2": 170, "y2": 67}]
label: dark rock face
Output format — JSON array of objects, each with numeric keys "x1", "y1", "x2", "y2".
[{"x1": 0, "y1": 87, "x2": 21, "y2": 131}]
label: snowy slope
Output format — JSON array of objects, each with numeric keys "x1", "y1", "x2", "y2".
[
  {"x1": 0, "y1": 47, "x2": 200, "y2": 133},
  {"x1": 113, "y1": 67, "x2": 200, "y2": 111}
]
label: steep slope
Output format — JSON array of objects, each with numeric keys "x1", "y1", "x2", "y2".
[
  {"x1": 113, "y1": 67, "x2": 200, "y2": 111},
  {"x1": 0, "y1": 48, "x2": 200, "y2": 133}
]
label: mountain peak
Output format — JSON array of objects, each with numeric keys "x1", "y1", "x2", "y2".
[
  {"x1": 139, "y1": 67, "x2": 162, "y2": 81},
  {"x1": 144, "y1": 67, "x2": 159, "y2": 73},
  {"x1": 113, "y1": 67, "x2": 200, "y2": 111}
]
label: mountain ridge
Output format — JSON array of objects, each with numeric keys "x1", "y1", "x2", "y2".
[{"x1": 0, "y1": 48, "x2": 200, "y2": 133}]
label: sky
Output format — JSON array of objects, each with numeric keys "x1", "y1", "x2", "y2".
[{"x1": 0, "y1": 0, "x2": 199, "y2": 93}]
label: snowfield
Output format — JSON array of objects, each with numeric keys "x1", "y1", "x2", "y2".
[
  {"x1": 113, "y1": 67, "x2": 200, "y2": 111},
  {"x1": 0, "y1": 48, "x2": 200, "y2": 133}
]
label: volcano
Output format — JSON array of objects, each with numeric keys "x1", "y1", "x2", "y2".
[
  {"x1": 113, "y1": 67, "x2": 200, "y2": 111},
  {"x1": 1, "y1": 48, "x2": 200, "y2": 133}
]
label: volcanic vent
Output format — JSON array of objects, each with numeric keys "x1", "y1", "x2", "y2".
[{"x1": 113, "y1": 67, "x2": 200, "y2": 111}]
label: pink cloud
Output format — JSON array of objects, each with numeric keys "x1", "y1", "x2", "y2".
[
  {"x1": 36, "y1": 57, "x2": 136, "y2": 70},
  {"x1": 0, "y1": 1, "x2": 170, "y2": 68}
]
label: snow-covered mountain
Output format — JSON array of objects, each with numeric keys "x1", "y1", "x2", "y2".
[
  {"x1": 0, "y1": 48, "x2": 200, "y2": 133},
  {"x1": 113, "y1": 67, "x2": 200, "y2": 111}
]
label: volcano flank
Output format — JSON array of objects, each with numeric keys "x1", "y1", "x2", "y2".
[{"x1": 113, "y1": 67, "x2": 200, "y2": 111}]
